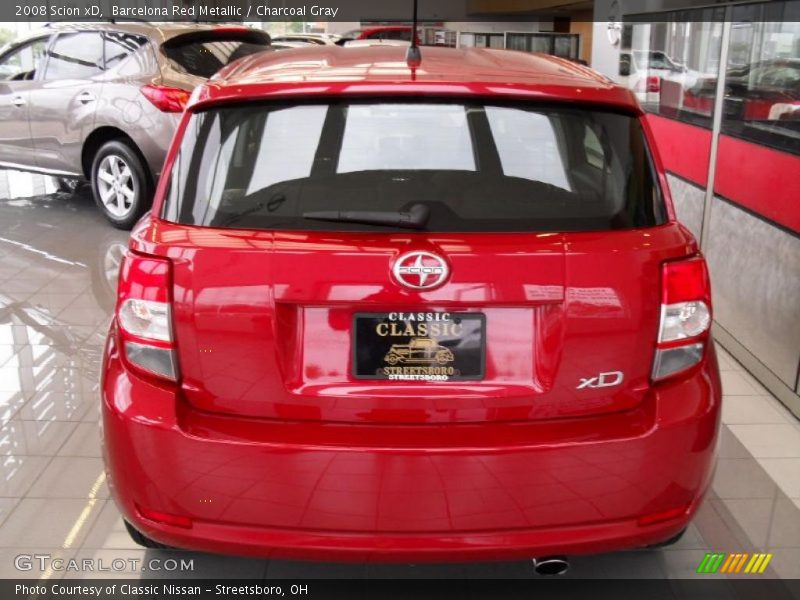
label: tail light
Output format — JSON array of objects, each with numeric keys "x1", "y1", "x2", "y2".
[
  {"x1": 140, "y1": 84, "x2": 190, "y2": 113},
  {"x1": 652, "y1": 256, "x2": 712, "y2": 382},
  {"x1": 116, "y1": 252, "x2": 178, "y2": 381},
  {"x1": 646, "y1": 75, "x2": 661, "y2": 93},
  {"x1": 635, "y1": 75, "x2": 661, "y2": 94}
]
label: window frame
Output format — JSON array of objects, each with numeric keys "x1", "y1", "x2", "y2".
[
  {"x1": 41, "y1": 30, "x2": 106, "y2": 81},
  {"x1": 102, "y1": 30, "x2": 151, "y2": 72},
  {"x1": 0, "y1": 35, "x2": 52, "y2": 82}
]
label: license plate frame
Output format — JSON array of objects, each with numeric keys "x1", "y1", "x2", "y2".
[{"x1": 352, "y1": 311, "x2": 486, "y2": 381}]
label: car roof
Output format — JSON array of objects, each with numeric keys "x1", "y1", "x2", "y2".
[
  {"x1": 193, "y1": 45, "x2": 637, "y2": 111},
  {"x1": 343, "y1": 39, "x2": 411, "y2": 48}
]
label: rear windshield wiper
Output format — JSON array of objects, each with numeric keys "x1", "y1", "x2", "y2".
[{"x1": 303, "y1": 203, "x2": 430, "y2": 230}]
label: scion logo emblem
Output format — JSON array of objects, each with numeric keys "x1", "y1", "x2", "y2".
[
  {"x1": 392, "y1": 251, "x2": 449, "y2": 290},
  {"x1": 577, "y1": 371, "x2": 624, "y2": 389}
]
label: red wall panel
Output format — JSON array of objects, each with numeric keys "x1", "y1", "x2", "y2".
[
  {"x1": 646, "y1": 113, "x2": 799, "y2": 234},
  {"x1": 714, "y1": 134, "x2": 800, "y2": 234},
  {"x1": 645, "y1": 114, "x2": 712, "y2": 187}
]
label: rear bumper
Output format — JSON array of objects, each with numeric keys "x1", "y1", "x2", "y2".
[{"x1": 101, "y1": 334, "x2": 722, "y2": 561}]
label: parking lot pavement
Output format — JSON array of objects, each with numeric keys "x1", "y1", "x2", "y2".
[{"x1": 0, "y1": 170, "x2": 798, "y2": 580}]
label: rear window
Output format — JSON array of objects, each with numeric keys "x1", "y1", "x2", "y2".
[
  {"x1": 163, "y1": 39, "x2": 270, "y2": 79},
  {"x1": 104, "y1": 32, "x2": 149, "y2": 70},
  {"x1": 162, "y1": 101, "x2": 666, "y2": 232}
]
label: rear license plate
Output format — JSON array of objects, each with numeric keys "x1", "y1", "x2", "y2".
[{"x1": 353, "y1": 312, "x2": 486, "y2": 381}]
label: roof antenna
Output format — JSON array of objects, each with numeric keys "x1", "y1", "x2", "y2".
[{"x1": 406, "y1": 0, "x2": 421, "y2": 68}]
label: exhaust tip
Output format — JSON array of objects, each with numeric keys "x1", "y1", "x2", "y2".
[{"x1": 533, "y1": 556, "x2": 569, "y2": 576}]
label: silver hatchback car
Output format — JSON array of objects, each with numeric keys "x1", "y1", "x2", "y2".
[{"x1": 0, "y1": 22, "x2": 271, "y2": 228}]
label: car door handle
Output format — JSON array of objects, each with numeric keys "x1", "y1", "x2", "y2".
[
  {"x1": 77, "y1": 91, "x2": 96, "y2": 104},
  {"x1": 11, "y1": 95, "x2": 25, "y2": 107}
]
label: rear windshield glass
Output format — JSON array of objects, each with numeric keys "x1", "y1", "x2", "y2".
[
  {"x1": 163, "y1": 40, "x2": 269, "y2": 79},
  {"x1": 162, "y1": 101, "x2": 666, "y2": 232}
]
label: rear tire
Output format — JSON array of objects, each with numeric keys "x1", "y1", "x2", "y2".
[
  {"x1": 124, "y1": 520, "x2": 173, "y2": 550},
  {"x1": 91, "y1": 139, "x2": 153, "y2": 230}
]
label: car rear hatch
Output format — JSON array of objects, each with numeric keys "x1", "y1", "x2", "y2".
[
  {"x1": 160, "y1": 27, "x2": 272, "y2": 83},
  {"x1": 153, "y1": 98, "x2": 690, "y2": 424}
]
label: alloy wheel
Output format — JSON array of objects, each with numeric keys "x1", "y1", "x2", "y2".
[{"x1": 96, "y1": 154, "x2": 137, "y2": 218}]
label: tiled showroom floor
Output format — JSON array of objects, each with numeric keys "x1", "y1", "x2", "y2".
[{"x1": 0, "y1": 171, "x2": 798, "y2": 580}]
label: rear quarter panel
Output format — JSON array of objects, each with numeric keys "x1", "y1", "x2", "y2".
[{"x1": 93, "y1": 44, "x2": 181, "y2": 179}]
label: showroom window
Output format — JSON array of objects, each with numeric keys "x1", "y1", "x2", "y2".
[
  {"x1": 506, "y1": 32, "x2": 579, "y2": 60},
  {"x1": 622, "y1": 8, "x2": 726, "y2": 128},
  {"x1": 622, "y1": 1, "x2": 799, "y2": 153},
  {"x1": 0, "y1": 37, "x2": 49, "y2": 81},
  {"x1": 457, "y1": 32, "x2": 504, "y2": 49},
  {"x1": 43, "y1": 32, "x2": 104, "y2": 80},
  {"x1": 721, "y1": 1, "x2": 800, "y2": 155}
]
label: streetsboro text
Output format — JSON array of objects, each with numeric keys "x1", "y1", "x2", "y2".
[{"x1": 111, "y1": 5, "x2": 340, "y2": 18}]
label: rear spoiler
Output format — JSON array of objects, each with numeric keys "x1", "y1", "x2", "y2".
[{"x1": 162, "y1": 27, "x2": 271, "y2": 49}]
